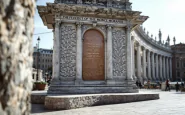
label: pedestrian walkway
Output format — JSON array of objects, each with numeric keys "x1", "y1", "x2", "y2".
[{"x1": 31, "y1": 89, "x2": 185, "y2": 115}]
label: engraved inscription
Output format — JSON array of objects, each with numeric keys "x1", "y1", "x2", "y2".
[
  {"x1": 112, "y1": 28, "x2": 127, "y2": 78},
  {"x1": 83, "y1": 29, "x2": 105, "y2": 80},
  {"x1": 60, "y1": 24, "x2": 76, "y2": 77}
]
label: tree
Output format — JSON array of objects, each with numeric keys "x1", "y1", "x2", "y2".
[{"x1": 0, "y1": 0, "x2": 35, "y2": 114}]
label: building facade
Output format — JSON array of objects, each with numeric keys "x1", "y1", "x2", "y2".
[
  {"x1": 33, "y1": 46, "x2": 53, "y2": 77},
  {"x1": 38, "y1": 0, "x2": 174, "y2": 94},
  {"x1": 171, "y1": 43, "x2": 185, "y2": 81}
]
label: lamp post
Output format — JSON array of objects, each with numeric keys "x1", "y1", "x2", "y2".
[{"x1": 36, "y1": 36, "x2": 40, "y2": 81}]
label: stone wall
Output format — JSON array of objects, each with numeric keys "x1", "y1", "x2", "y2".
[{"x1": 0, "y1": 0, "x2": 35, "y2": 114}]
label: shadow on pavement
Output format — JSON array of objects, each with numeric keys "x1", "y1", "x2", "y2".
[{"x1": 31, "y1": 104, "x2": 60, "y2": 114}]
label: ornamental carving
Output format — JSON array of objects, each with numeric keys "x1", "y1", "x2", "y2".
[
  {"x1": 112, "y1": 28, "x2": 127, "y2": 78},
  {"x1": 60, "y1": 24, "x2": 77, "y2": 77}
]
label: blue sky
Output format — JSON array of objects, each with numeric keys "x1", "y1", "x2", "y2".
[{"x1": 33, "y1": 0, "x2": 185, "y2": 49}]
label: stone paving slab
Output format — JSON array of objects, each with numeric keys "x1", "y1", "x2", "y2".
[{"x1": 31, "y1": 90, "x2": 185, "y2": 115}]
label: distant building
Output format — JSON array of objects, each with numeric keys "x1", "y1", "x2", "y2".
[
  {"x1": 171, "y1": 43, "x2": 185, "y2": 81},
  {"x1": 32, "y1": 68, "x2": 43, "y2": 82},
  {"x1": 33, "y1": 46, "x2": 53, "y2": 78}
]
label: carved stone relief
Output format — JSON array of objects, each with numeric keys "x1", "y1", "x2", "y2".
[
  {"x1": 60, "y1": 24, "x2": 77, "y2": 77},
  {"x1": 112, "y1": 27, "x2": 127, "y2": 78}
]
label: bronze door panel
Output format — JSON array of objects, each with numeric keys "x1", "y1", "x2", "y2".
[{"x1": 82, "y1": 29, "x2": 105, "y2": 80}]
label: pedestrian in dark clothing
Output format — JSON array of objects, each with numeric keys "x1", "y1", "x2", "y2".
[
  {"x1": 138, "y1": 81, "x2": 142, "y2": 89},
  {"x1": 181, "y1": 82, "x2": 184, "y2": 88},
  {"x1": 165, "y1": 79, "x2": 170, "y2": 91},
  {"x1": 136, "y1": 80, "x2": 139, "y2": 87},
  {"x1": 175, "y1": 82, "x2": 180, "y2": 92}
]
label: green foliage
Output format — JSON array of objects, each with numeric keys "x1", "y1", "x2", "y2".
[{"x1": 34, "y1": 81, "x2": 47, "y2": 84}]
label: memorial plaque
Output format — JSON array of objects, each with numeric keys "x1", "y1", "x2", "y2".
[{"x1": 82, "y1": 29, "x2": 105, "y2": 80}]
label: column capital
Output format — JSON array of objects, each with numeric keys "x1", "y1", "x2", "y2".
[
  {"x1": 126, "y1": 21, "x2": 133, "y2": 32},
  {"x1": 76, "y1": 22, "x2": 83, "y2": 28},
  {"x1": 106, "y1": 24, "x2": 112, "y2": 30},
  {"x1": 55, "y1": 20, "x2": 61, "y2": 27},
  {"x1": 141, "y1": 46, "x2": 146, "y2": 51}
]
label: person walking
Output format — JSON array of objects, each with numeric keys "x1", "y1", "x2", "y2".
[
  {"x1": 147, "y1": 80, "x2": 150, "y2": 89},
  {"x1": 175, "y1": 82, "x2": 180, "y2": 92},
  {"x1": 165, "y1": 79, "x2": 170, "y2": 91}
]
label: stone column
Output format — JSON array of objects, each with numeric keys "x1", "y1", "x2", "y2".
[
  {"x1": 147, "y1": 51, "x2": 151, "y2": 80},
  {"x1": 152, "y1": 53, "x2": 156, "y2": 81},
  {"x1": 170, "y1": 57, "x2": 172, "y2": 80},
  {"x1": 163, "y1": 56, "x2": 166, "y2": 80},
  {"x1": 142, "y1": 47, "x2": 147, "y2": 81},
  {"x1": 159, "y1": 55, "x2": 163, "y2": 81},
  {"x1": 52, "y1": 21, "x2": 60, "y2": 82},
  {"x1": 131, "y1": 36, "x2": 136, "y2": 80},
  {"x1": 77, "y1": 0, "x2": 82, "y2": 4},
  {"x1": 137, "y1": 43, "x2": 142, "y2": 81},
  {"x1": 126, "y1": 23, "x2": 133, "y2": 80},
  {"x1": 155, "y1": 54, "x2": 159, "y2": 81},
  {"x1": 107, "y1": 25, "x2": 113, "y2": 83},
  {"x1": 166, "y1": 57, "x2": 169, "y2": 80},
  {"x1": 75, "y1": 23, "x2": 82, "y2": 83}
]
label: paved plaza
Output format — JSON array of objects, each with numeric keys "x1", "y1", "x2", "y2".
[{"x1": 31, "y1": 89, "x2": 185, "y2": 115}]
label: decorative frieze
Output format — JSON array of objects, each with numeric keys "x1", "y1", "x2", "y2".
[
  {"x1": 60, "y1": 24, "x2": 77, "y2": 78},
  {"x1": 112, "y1": 28, "x2": 127, "y2": 79}
]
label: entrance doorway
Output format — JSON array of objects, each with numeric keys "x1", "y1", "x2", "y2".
[{"x1": 82, "y1": 29, "x2": 105, "y2": 80}]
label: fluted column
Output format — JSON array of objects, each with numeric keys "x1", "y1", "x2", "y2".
[
  {"x1": 76, "y1": 23, "x2": 82, "y2": 82},
  {"x1": 152, "y1": 53, "x2": 156, "y2": 81},
  {"x1": 163, "y1": 56, "x2": 166, "y2": 80},
  {"x1": 142, "y1": 47, "x2": 147, "y2": 81},
  {"x1": 137, "y1": 44, "x2": 142, "y2": 81},
  {"x1": 159, "y1": 55, "x2": 163, "y2": 81},
  {"x1": 126, "y1": 24, "x2": 133, "y2": 80},
  {"x1": 155, "y1": 54, "x2": 159, "y2": 81},
  {"x1": 107, "y1": 25, "x2": 113, "y2": 81},
  {"x1": 131, "y1": 37, "x2": 136, "y2": 80},
  {"x1": 147, "y1": 51, "x2": 151, "y2": 80},
  {"x1": 170, "y1": 57, "x2": 172, "y2": 80}
]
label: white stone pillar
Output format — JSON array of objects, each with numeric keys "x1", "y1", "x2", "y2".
[
  {"x1": 147, "y1": 51, "x2": 151, "y2": 80},
  {"x1": 137, "y1": 43, "x2": 142, "y2": 81},
  {"x1": 159, "y1": 55, "x2": 163, "y2": 81},
  {"x1": 170, "y1": 57, "x2": 172, "y2": 80},
  {"x1": 152, "y1": 53, "x2": 156, "y2": 81},
  {"x1": 131, "y1": 37, "x2": 136, "y2": 80},
  {"x1": 142, "y1": 47, "x2": 147, "y2": 81},
  {"x1": 52, "y1": 21, "x2": 60, "y2": 82},
  {"x1": 126, "y1": 23, "x2": 133, "y2": 80},
  {"x1": 75, "y1": 23, "x2": 82, "y2": 83},
  {"x1": 107, "y1": 25, "x2": 113, "y2": 82},
  {"x1": 155, "y1": 54, "x2": 159, "y2": 81},
  {"x1": 163, "y1": 56, "x2": 166, "y2": 80}
]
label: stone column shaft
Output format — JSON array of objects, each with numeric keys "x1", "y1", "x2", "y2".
[
  {"x1": 131, "y1": 37, "x2": 136, "y2": 80},
  {"x1": 137, "y1": 44, "x2": 142, "y2": 81},
  {"x1": 159, "y1": 55, "x2": 163, "y2": 81},
  {"x1": 142, "y1": 48, "x2": 147, "y2": 80},
  {"x1": 155, "y1": 55, "x2": 159, "y2": 81},
  {"x1": 53, "y1": 21, "x2": 60, "y2": 81},
  {"x1": 126, "y1": 24, "x2": 133, "y2": 80},
  {"x1": 152, "y1": 53, "x2": 155, "y2": 81},
  {"x1": 147, "y1": 51, "x2": 151, "y2": 80},
  {"x1": 166, "y1": 57, "x2": 169, "y2": 79},
  {"x1": 107, "y1": 25, "x2": 113, "y2": 81},
  {"x1": 170, "y1": 58, "x2": 172, "y2": 79},
  {"x1": 163, "y1": 57, "x2": 166, "y2": 80},
  {"x1": 76, "y1": 23, "x2": 82, "y2": 82}
]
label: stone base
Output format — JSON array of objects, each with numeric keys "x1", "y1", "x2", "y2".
[
  {"x1": 31, "y1": 91, "x2": 47, "y2": 104},
  {"x1": 47, "y1": 85, "x2": 138, "y2": 94},
  {"x1": 45, "y1": 93, "x2": 159, "y2": 110}
]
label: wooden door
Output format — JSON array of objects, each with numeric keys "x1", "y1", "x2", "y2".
[{"x1": 82, "y1": 29, "x2": 105, "y2": 80}]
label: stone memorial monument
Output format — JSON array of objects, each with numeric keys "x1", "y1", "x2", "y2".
[{"x1": 38, "y1": 0, "x2": 148, "y2": 94}]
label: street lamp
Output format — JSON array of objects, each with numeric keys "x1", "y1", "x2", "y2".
[{"x1": 36, "y1": 36, "x2": 40, "y2": 81}]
